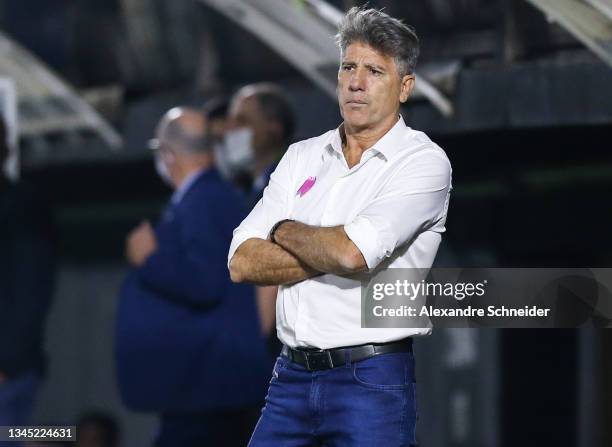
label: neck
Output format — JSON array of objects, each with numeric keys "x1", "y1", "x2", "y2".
[
  {"x1": 341, "y1": 113, "x2": 400, "y2": 168},
  {"x1": 173, "y1": 163, "x2": 207, "y2": 190},
  {"x1": 343, "y1": 113, "x2": 400, "y2": 154}
]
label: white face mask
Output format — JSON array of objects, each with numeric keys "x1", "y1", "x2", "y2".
[
  {"x1": 214, "y1": 127, "x2": 254, "y2": 180},
  {"x1": 154, "y1": 152, "x2": 173, "y2": 185}
]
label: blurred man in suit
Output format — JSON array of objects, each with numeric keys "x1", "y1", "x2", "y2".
[
  {"x1": 115, "y1": 107, "x2": 270, "y2": 447},
  {"x1": 213, "y1": 85, "x2": 296, "y2": 346},
  {"x1": 222, "y1": 84, "x2": 295, "y2": 208},
  {"x1": 0, "y1": 115, "x2": 56, "y2": 442}
]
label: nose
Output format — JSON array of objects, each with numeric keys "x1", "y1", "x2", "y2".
[{"x1": 348, "y1": 67, "x2": 366, "y2": 91}]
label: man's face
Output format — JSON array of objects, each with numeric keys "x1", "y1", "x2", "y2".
[
  {"x1": 228, "y1": 95, "x2": 272, "y2": 156},
  {"x1": 337, "y1": 42, "x2": 414, "y2": 131},
  {"x1": 151, "y1": 120, "x2": 179, "y2": 186}
]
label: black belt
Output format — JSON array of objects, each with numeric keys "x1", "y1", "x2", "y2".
[{"x1": 281, "y1": 338, "x2": 413, "y2": 371}]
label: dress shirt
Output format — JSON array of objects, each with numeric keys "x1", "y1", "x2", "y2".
[
  {"x1": 228, "y1": 116, "x2": 452, "y2": 349},
  {"x1": 246, "y1": 162, "x2": 277, "y2": 209}
]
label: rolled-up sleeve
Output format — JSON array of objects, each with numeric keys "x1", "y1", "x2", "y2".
[
  {"x1": 227, "y1": 144, "x2": 298, "y2": 267},
  {"x1": 344, "y1": 150, "x2": 452, "y2": 269}
]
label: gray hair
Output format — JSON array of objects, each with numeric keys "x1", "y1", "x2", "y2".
[
  {"x1": 336, "y1": 7, "x2": 420, "y2": 77},
  {"x1": 153, "y1": 107, "x2": 212, "y2": 154}
]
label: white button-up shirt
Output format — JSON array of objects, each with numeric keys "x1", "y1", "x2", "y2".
[{"x1": 228, "y1": 116, "x2": 452, "y2": 349}]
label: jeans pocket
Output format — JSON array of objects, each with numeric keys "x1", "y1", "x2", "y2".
[
  {"x1": 271, "y1": 356, "x2": 287, "y2": 381},
  {"x1": 351, "y1": 352, "x2": 412, "y2": 390}
]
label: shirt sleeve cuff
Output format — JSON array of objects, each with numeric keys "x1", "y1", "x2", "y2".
[
  {"x1": 344, "y1": 216, "x2": 394, "y2": 270},
  {"x1": 227, "y1": 229, "x2": 260, "y2": 269}
]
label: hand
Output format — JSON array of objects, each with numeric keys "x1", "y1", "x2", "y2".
[{"x1": 126, "y1": 220, "x2": 158, "y2": 266}]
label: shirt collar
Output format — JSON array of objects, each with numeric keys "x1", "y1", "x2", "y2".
[
  {"x1": 329, "y1": 124, "x2": 344, "y2": 156},
  {"x1": 369, "y1": 115, "x2": 408, "y2": 160},
  {"x1": 326, "y1": 115, "x2": 408, "y2": 162},
  {"x1": 171, "y1": 168, "x2": 206, "y2": 205}
]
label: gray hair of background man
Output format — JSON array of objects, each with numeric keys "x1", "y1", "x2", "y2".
[
  {"x1": 232, "y1": 83, "x2": 295, "y2": 146},
  {"x1": 151, "y1": 107, "x2": 212, "y2": 154},
  {"x1": 335, "y1": 6, "x2": 420, "y2": 77}
]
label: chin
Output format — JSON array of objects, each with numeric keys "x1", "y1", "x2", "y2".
[
  {"x1": 344, "y1": 116, "x2": 371, "y2": 130},
  {"x1": 343, "y1": 110, "x2": 368, "y2": 125}
]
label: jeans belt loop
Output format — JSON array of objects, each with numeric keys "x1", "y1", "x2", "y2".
[{"x1": 326, "y1": 350, "x2": 333, "y2": 368}]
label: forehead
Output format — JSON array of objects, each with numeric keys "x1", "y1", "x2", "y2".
[
  {"x1": 342, "y1": 41, "x2": 396, "y2": 68},
  {"x1": 230, "y1": 94, "x2": 259, "y2": 117}
]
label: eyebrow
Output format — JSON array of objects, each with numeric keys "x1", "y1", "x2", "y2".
[
  {"x1": 341, "y1": 60, "x2": 386, "y2": 72},
  {"x1": 365, "y1": 63, "x2": 385, "y2": 72}
]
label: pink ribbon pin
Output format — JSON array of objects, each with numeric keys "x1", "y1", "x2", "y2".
[{"x1": 297, "y1": 176, "x2": 316, "y2": 197}]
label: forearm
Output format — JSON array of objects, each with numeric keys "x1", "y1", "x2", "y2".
[
  {"x1": 273, "y1": 221, "x2": 367, "y2": 274},
  {"x1": 229, "y1": 238, "x2": 320, "y2": 286}
]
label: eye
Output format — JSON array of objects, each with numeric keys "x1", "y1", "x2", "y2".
[
  {"x1": 342, "y1": 64, "x2": 354, "y2": 71},
  {"x1": 370, "y1": 68, "x2": 382, "y2": 75}
]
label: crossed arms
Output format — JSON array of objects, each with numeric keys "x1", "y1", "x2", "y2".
[
  {"x1": 229, "y1": 222, "x2": 367, "y2": 286},
  {"x1": 227, "y1": 143, "x2": 452, "y2": 288}
]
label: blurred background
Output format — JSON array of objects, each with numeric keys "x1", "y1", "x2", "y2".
[{"x1": 0, "y1": 0, "x2": 611, "y2": 446}]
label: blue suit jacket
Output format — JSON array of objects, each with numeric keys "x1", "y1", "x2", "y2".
[{"x1": 115, "y1": 169, "x2": 271, "y2": 413}]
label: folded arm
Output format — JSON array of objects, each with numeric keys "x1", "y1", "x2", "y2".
[
  {"x1": 229, "y1": 237, "x2": 320, "y2": 286},
  {"x1": 229, "y1": 224, "x2": 367, "y2": 285},
  {"x1": 272, "y1": 221, "x2": 367, "y2": 274},
  {"x1": 228, "y1": 145, "x2": 451, "y2": 287}
]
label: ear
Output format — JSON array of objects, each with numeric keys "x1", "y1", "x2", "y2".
[{"x1": 399, "y1": 74, "x2": 416, "y2": 104}]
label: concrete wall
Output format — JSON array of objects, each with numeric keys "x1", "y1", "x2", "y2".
[{"x1": 31, "y1": 263, "x2": 156, "y2": 447}]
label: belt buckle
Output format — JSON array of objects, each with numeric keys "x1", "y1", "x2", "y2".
[{"x1": 304, "y1": 350, "x2": 333, "y2": 371}]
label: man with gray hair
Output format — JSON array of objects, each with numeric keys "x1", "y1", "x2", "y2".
[{"x1": 229, "y1": 6, "x2": 452, "y2": 446}]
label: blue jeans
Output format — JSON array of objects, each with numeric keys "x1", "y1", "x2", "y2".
[{"x1": 248, "y1": 351, "x2": 418, "y2": 447}]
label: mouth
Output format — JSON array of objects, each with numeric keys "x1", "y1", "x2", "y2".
[{"x1": 346, "y1": 100, "x2": 367, "y2": 106}]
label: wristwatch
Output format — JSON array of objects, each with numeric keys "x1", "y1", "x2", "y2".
[{"x1": 269, "y1": 219, "x2": 294, "y2": 244}]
